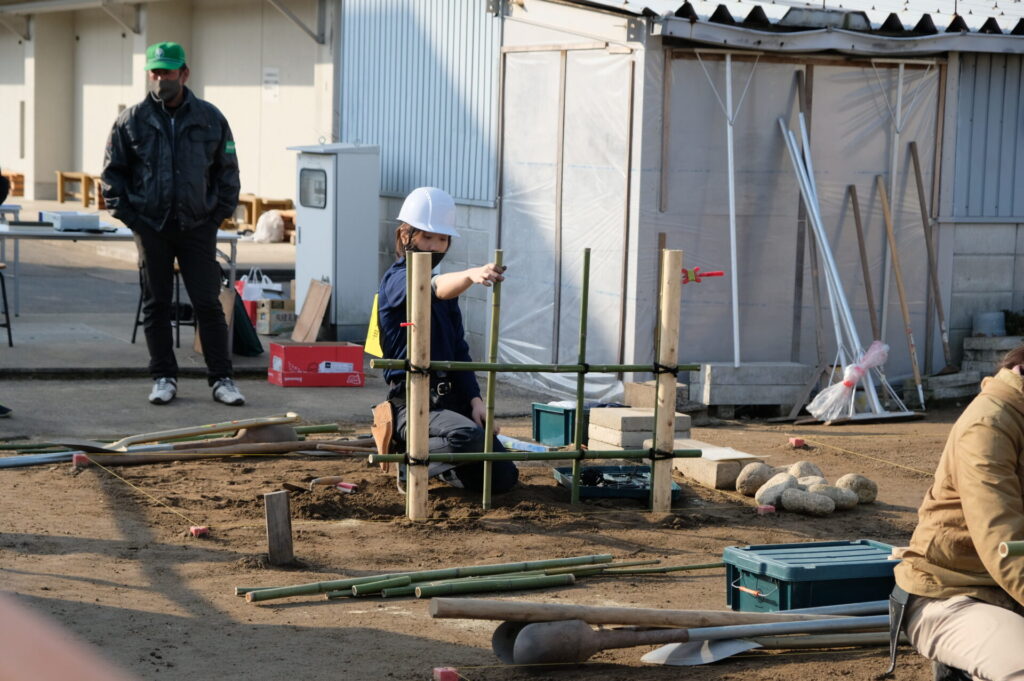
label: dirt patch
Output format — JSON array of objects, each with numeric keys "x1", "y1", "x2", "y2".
[{"x1": 0, "y1": 409, "x2": 960, "y2": 680}]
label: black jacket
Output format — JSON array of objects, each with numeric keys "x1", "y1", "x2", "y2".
[{"x1": 101, "y1": 88, "x2": 240, "y2": 231}]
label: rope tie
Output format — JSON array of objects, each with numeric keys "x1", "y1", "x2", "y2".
[
  {"x1": 652, "y1": 362, "x2": 678, "y2": 376},
  {"x1": 648, "y1": 448, "x2": 675, "y2": 461}
]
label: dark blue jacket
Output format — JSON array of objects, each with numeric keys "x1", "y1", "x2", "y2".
[
  {"x1": 378, "y1": 258, "x2": 480, "y2": 404},
  {"x1": 101, "y1": 87, "x2": 240, "y2": 232}
]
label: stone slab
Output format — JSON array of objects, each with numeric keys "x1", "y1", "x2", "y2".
[
  {"x1": 688, "y1": 363, "x2": 816, "y2": 406},
  {"x1": 962, "y1": 359, "x2": 998, "y2": 376},
  {"x1": 930, "y1": 385, "x2": 980, "y2": 399},
  {"x1": 659, "y1": 438, "x2": 765, "y2": 490},
  {"x1": 588, "y1": 407, "x2": 692, "y2": 432},
  {"x1": 585, "y1": 438, "x2": 624, "y2": 452},
  {"x1": 587, "y1": 423, "x2": 691, "y2": 448},
  {"x1": 694, "y1": 384, "x2": 812, "y2": 406}
]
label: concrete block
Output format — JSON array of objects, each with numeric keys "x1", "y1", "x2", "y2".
[
  {"x1": 660, "y1": 438, "x2": 765, "y2": 490},
  {"x1": 952, "y1": 255, "x2": 1014, "y2": 292},
  {"x1": 963, "y1": 336, "x2": 1024, "y2": 352},
  {"x1": 950, "y1": 293, "x2": 1014, "y2": 329},
  {"x1": 588, "y1": 407, "x2": 692, "y2": 431},
  {"x1": 930, "y1": 385, "x2": 980, "y2": 399},
  {"x1": 961, "y1": 359, "x2": 998, "y2": 376},
  {"x1": 588, "y1": 423, "x2": 691, "y2": 448},
  {"x1": 689, "y1": 362, "x2": 816, "y2": 386},
  {"x1": 953, "y1": 224, "x2": 1017, "y2": 254},
  {"x1": 922, "y1": 371, "x2": 980, "y2": 389},
  {"x1": 696, "y1": 384, "x2": 812, "y2": 406},
  {"x1": 622, "y1": 380, "x2": 687, "y2": 407}
]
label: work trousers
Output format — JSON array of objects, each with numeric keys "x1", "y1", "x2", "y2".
[
  {"x1": 905, "y1": 594, "x2": 1024, "y2": 681},
  {"x1": 393, "y1": 401, "x2": 519, "y2": 493},
  {"x1": 133, "y1": 222, "x2": 232, "y2": 385}
]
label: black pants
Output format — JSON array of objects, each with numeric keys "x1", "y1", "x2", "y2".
[
  {"x1": 133, "y1": 223, "x2": 232, "y2": 384},
  {"x1": 393, "y1": 401, "x2": 519, "y2": 493}
]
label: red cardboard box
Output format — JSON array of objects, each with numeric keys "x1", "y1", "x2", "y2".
[{"x1": 268, "y1": 341, "x2": 365, "y2": 387}]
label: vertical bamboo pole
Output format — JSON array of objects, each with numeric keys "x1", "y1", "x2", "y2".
[
  {"x1": 570, "y1": 249, "x2": 591, "y2": 505},
  {"x1": 652, "y1": 250, "x2": 682, "y2": 512},
  {"x1": 406, "y1": 252, "x2": 432, "y2": 521},
  {"x1": 482, "y1": 250, "x2": 504, "y2": 510}
]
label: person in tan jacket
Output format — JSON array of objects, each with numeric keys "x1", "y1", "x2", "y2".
[{"x1": 894, "y1": 346, "x2": 1024, "y2": 680}]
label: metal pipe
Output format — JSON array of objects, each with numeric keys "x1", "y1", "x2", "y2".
[{"x1": 726, "y1": 53, "x2": 740, "y2": 367}]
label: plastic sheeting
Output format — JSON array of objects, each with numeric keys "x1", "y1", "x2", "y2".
[{"x1": 499, "y1": 50, "x2": 633, "y2": 400}]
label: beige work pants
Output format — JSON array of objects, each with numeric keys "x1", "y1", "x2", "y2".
[{"x1": 905, "y1": 594, "x2": 1024, "y2": 681}]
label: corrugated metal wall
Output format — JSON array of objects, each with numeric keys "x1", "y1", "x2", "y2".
[
  {"x1": 953, "y1": 53, "x2": 1024, "y2": 218},
  {"x1": 340, "y1": 0, "x2": 500, "y2": 205}
]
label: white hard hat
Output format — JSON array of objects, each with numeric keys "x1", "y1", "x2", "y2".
[{"x1": 397, "y1": 187, "x2": 460, "y2": 237}]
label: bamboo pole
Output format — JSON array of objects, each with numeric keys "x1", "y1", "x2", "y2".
[
  {"x1": 571, "y1": 248, "x2": 591, "y2": 505},
  {"x1": 652, "y1": 250, "x2": 682, "y2": 512},
  {"x1": 999, "y1": 541, "x2": 1024, "y2": 557},
  {"x1": 350, "y1": 575, "x2": 412, "y2": 596},
  {"x1": 370, "y1": 359, "x2": 700, "y2": 374},
  {"x1": 482, "y1": 249, "x2": 503, "y2": 510},
  {"x1": 414, "y1": 574, "x2": 574, "y2": 598},
  {"x1": 369, "y1": 448, "x2": 701, "y2": 464},
  {"x1": 598, "y1": 561, "x2": 725, "y2": 575},
  {"x1": 243, "y1": 554, "x2": 613, "y2": 602},
  {"x1": 407, "y1": 251, "x2": 432, "y2": 521},
  {"x1": 876, "y1": 175, "x2": 925, "y2": 410}
]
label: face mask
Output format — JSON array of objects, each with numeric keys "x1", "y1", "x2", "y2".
[
  {"x1": 150, "y1": 78, "x2": 182, "y2": 104},
  {"x1": 404, "y1": 241, "x2": 447, "y2": 268}
]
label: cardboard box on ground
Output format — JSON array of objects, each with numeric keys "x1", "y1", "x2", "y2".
[{"x1": 265, "y1": 279, "x2": 366, "y2": 387}]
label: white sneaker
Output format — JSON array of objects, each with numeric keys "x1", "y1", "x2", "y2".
[
  {"x1": 149, "y1": 377, "x2": 177, "y2": 405},
  {"x1": 212, "y1": 378, "x2": 245, "y2": 406}
]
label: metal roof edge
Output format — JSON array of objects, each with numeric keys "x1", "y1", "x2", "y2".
[{"x1": 660, "y1": 17, "x2": 1024, "y2": 55}]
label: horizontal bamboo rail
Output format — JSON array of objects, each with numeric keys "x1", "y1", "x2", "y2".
[
  {"x1": 370, "y1": 359, "x2": 699, "y2": 374},
  {"x1": 999, "y1": 541, "x2": 1024, "y2": 557},
  {"x1": 368, "y1": 449, "x2": 702, "y2": 464}
]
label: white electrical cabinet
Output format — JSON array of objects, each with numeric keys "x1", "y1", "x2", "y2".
[{"x1": 288, "y1": 143, "x2": 380, "y2": 341}]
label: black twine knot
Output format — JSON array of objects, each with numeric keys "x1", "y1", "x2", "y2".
[{"x1": 652, "y1": 362, "x2": 678, "y2": 376}]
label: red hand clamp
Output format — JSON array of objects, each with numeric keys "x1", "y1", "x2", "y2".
[{"x1": 681, "y1": 267, "x2": 725, "y2": 284}]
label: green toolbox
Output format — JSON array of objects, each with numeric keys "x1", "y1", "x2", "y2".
[
  {"x1": 723, "y1": 539, "x2": 897, "y2": 612},
  {"x1": 531, "y1": 403, "x2": 588, "y2": 447}
]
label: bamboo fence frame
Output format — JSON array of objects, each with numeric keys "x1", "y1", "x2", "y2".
[{"x1": 371, "y1": 249, "x2": 694, "y2": 519}]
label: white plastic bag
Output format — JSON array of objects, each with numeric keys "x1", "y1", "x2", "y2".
[
  {"x1": 237, "y1": 266, "x2": 283, "y2": 300},
  {"x1": 253, "y1": 210, "x2": 285, "y2": 243}
]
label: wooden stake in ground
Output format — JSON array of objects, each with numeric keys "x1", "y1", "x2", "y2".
[
  {"x1": 875, "y1": 175, "x2": 925, "y2": 410},
  {"x1": 652, "y1": 249, "x2": 683, "y2": 512},
  {"x1": 407, "y1": 251, "x2": 432, "y2": 521},
  {"x1": 264, "y1": 490, "x2": 294, "y2": 566}
]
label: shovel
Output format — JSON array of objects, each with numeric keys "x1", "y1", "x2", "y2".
[
  {"x1": 495, "y1": 614, "x2": 889, "y2": 665},
  {"x1": 642, "y1": 631, "x2": 906, "y2": 666}
]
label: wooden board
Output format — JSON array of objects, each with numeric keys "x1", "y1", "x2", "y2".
[{"x1": 291, "y1": 280, "x2": 331, "y2": 343}]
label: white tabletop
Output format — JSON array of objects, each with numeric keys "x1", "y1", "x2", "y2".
[{"x1": 0, "y1": 224, "x2": 240, "y2": 241}]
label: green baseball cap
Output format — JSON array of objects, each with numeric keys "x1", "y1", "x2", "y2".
[{"x1": 145, "y1": 42, "x2": 186, "y2": 70}]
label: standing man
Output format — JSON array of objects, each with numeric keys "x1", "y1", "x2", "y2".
[{"x1": 102, "y1": 41, "x2": 245, "y2": 406}]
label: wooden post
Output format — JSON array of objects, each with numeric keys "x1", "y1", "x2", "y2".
[
  {"x1": 652, "y1": 250, "x2": 682, "y2": 512},
  {"x1": 263, "y1": 490, "x2": 293, "y2": 565},
  {"x1": 406, "y1": 251, "x2": 432, "y2": 521}
]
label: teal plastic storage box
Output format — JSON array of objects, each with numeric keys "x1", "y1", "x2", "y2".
[
  {"x1": 531, "y1": 403, "x2": 588, "y2": 447},
  {"x1": 723, "y1": 540, "x2": 897, "y2": 612}
]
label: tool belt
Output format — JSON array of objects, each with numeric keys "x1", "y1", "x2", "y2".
[{"x1": 388, "y1": 374, "x2": 456, "y2": 410}]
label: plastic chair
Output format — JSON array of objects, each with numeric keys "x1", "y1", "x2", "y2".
[
  {"x1": 131, "y1": 264, "x2": 195, "y2": 348},
  {"x1": 0, "y1": 263, "x2": 11, "y2": 347}
]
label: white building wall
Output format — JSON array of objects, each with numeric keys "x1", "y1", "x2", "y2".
[
  {"x1": 192, "y1": 0, "x2": 333, "y2": 201},
  {"x1": 28, "y1": 13, "x2": 75, "y2": 199},
  {"x1": 0, "y1": 31, "x2": 27, "y2": 179}
]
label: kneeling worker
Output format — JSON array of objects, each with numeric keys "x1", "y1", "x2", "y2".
[
  {"x1": 893, "y1": 345, "x2": 1024, "y2": 680},
  {"x1": 376, "y1": 187, "x2": 519, "y2": 493}
]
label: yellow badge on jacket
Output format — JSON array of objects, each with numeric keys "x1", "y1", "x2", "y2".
[{"x1": 365, "y1": 294, "x2": 383, "y2": 358}]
